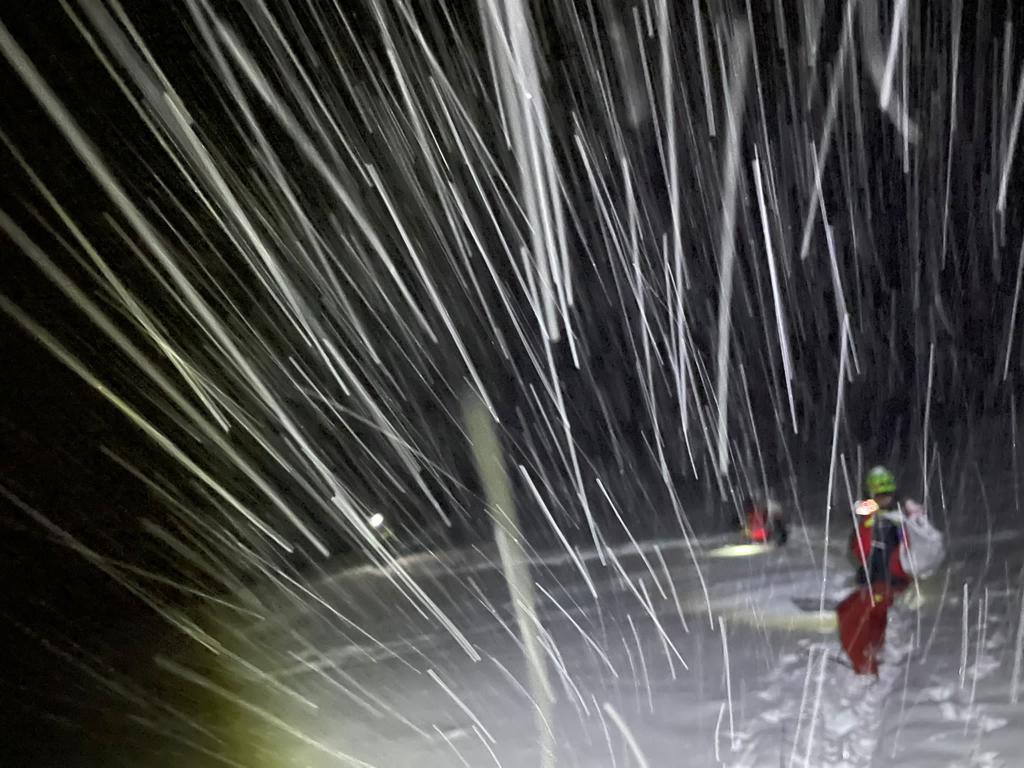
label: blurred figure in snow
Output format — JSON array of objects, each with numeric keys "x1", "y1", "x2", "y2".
[{"x1": 743, "y1": 487, "x2": 788, "y2": 546}]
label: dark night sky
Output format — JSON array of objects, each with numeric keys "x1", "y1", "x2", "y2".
[
  {"x1": 2, "y1": 0, "x2": 1017, "y2": 505},
  {"x1": 2, "y1": 1, "x2": 1022, "y2": 555},
  {"x1": 2, "y1": 0, "x2": 1022, "y2": 592},
  {"x1": 0, "y1": 9, "x2": 204, "y2": 762}
]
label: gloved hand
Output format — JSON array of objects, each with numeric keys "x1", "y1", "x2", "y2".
[{"x1": 903, "y1": 499, "x2": 925, "y2": 518}]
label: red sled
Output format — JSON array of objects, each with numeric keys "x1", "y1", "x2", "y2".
[{"x1": 836, "y1": 584, "x2": 903, "y2": 675}]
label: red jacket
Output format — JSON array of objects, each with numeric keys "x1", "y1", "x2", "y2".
[{"x1": 746, "y1": 505, "x2": 769, "y2": 542}]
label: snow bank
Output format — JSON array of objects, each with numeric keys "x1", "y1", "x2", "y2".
[{"x1": 191, "y1": 520, "x2": 1024, "y2": 767}]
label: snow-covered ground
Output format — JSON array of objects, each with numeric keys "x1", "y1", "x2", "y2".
[{"x1": 186, "y1": 518, "x2": 1024, "y2": 767}]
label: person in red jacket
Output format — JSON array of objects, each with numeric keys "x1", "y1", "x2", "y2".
[
  {"x1": 837, "y1": 466, "x2": 910, "y2": 675},
  {"x1": 743, "y1": 487, "x2": 788, "y2": 545}
]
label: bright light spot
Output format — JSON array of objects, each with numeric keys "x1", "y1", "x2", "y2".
[
  {"x1": 705, "y1": 543, "x2": 773, "y2": 559},
  {"x1": 368, "y1": 513, "x2": 384, "y2": 529}
]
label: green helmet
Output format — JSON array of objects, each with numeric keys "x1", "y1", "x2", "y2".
[{"x1": 866, "y1": 465, "x2": 896, "y2": 496}]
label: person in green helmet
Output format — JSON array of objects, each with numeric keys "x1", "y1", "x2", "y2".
[
  {"x1": 850, "y1": 466, "x2": 905, "y2": 585},
  {"x1": 837, "y1": 465, "x2": 944, "y2": 674}
]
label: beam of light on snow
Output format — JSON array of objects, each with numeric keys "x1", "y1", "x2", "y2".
[{"x1": 704, "y1": 542, "x2": 774, "y2": 559}]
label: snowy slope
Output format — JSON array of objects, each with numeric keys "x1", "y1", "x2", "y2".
[{"x1": 178, "y1": 521, "x2": 1024, "y2": 768}]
